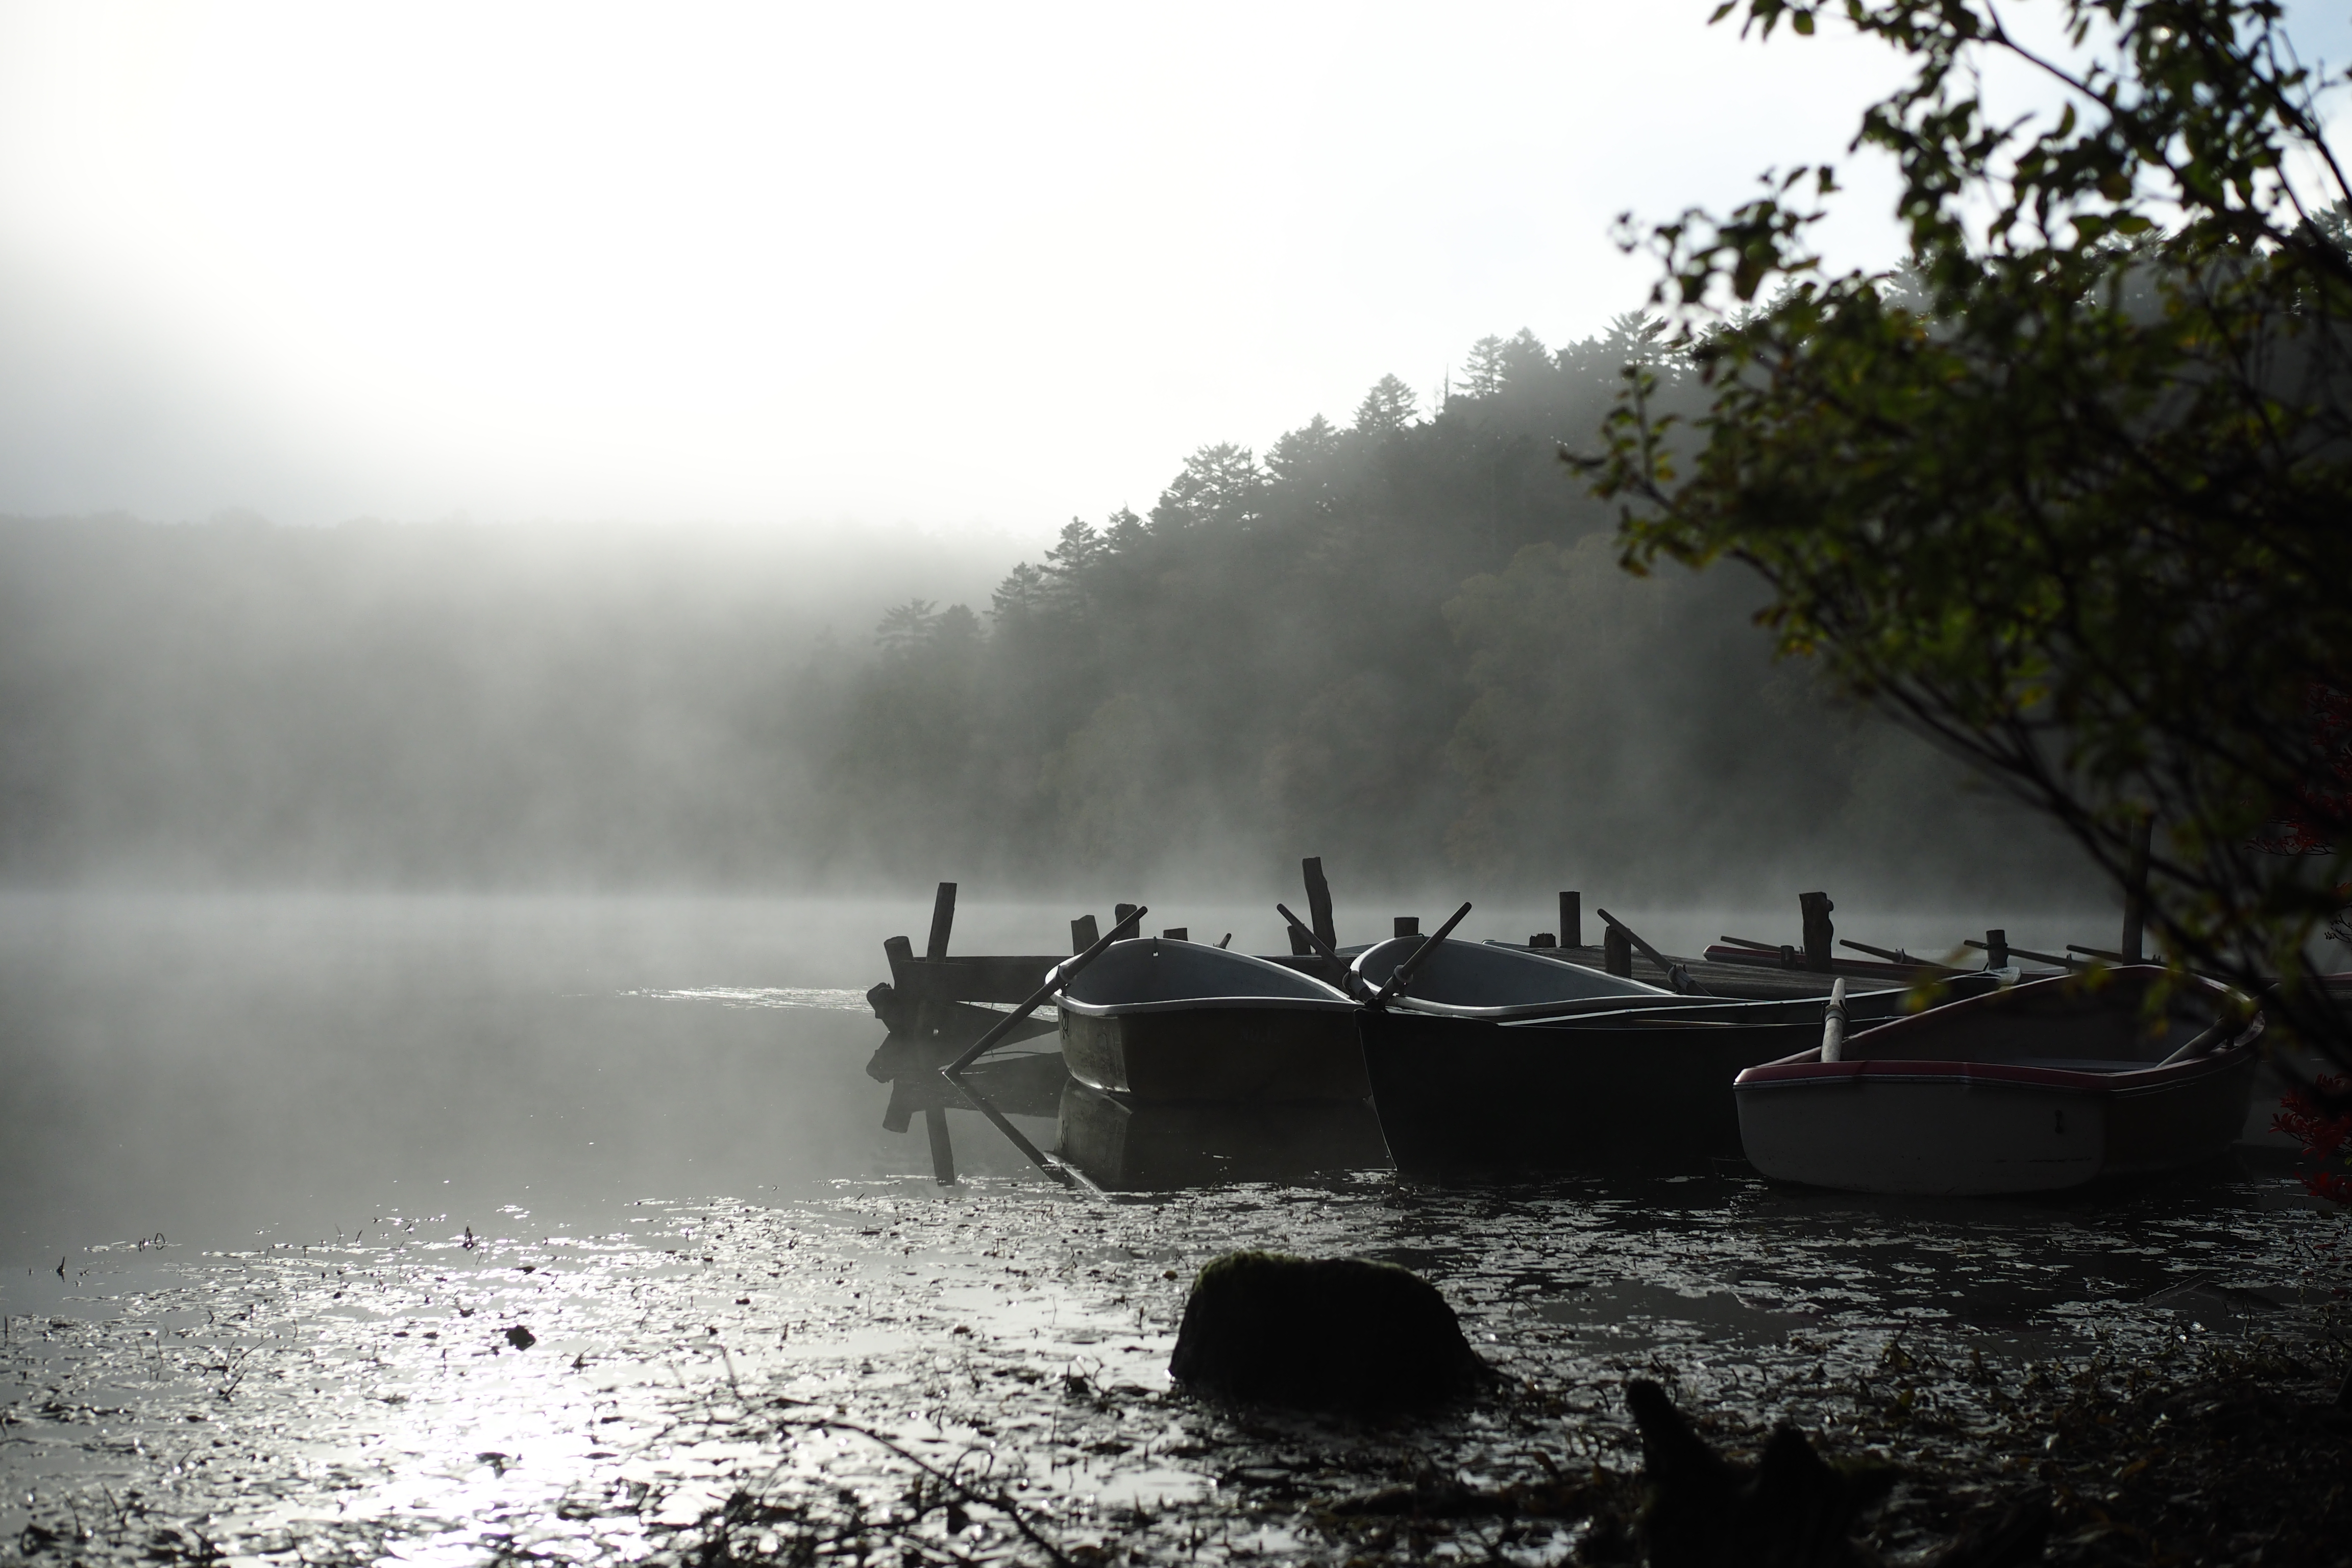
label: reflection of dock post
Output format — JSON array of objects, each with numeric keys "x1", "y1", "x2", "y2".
[
  {"x1": 924, "y1": 1106, "x2": 956, "y2": 1185},
  {"x1": 921, "y1": 882, "x2": 961, "y2": 1183}
]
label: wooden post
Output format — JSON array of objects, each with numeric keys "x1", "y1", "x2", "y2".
[
  {"x1": 1302, "y1": 857, "x2": 1337, "y2": 951},
  {"x1": 924, "y1": 1106, "x2": 955, "y2": 1185},
  {"x1": 1070, "y1": 914, "x2": 1099, "y2": 954},
  {"x1": 1604, "y1": 924, "x2": 1632, "y2": 977},
  {"x1": 2121, "y1": 814, "x2": 2151, "y2": 963},
  {"x1": 1529, "y1": 933, "x2": 1556, "y2": 948},
  {"x1": 1559, "y1": 892, "x2": 1582, "y2": 950},
  {"x1": 1394, "y1": 915, "x2": 1419, "y2": 937},
  {"x1": 1799, "y1": 892, "x2": 1835, "y2": 973},
  {"x1": 1984, "y1": 928, "x2": 2009, "y2": 968},
  {"x1": 1114, "y1": 902, "x2": 1139, "y2": 935},
  {"x1": 924, "y1": 883, "x2": 958, "y2": 960},
  {"x1": 1289, "y1": 925, "x2": 1314, "y2": 956},
  {"x1": 1162, "y1": 926, "x2": 1189, "y2": 941}
]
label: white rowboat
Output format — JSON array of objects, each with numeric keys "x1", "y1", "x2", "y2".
[{"x1": 1734, "y1": 966, "x2": 2262, "y2": 1195}]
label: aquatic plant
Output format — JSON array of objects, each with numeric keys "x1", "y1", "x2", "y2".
[{"x1": 2274, "y1": 1073, "x2": 2352, "y2": 1204}]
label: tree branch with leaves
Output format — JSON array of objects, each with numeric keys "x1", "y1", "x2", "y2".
[{"x1": 1579, "y1": 0, "x2": 2352, "y2": 1057}]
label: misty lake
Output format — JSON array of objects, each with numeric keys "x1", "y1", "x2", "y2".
[{"x1": 2, "y1": 892, "x2": 2338, "y2": 1565}]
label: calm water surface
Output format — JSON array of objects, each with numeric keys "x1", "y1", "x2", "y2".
[{"x1": 0, "y1": 893, "x2": 2334, "y2": 1565}]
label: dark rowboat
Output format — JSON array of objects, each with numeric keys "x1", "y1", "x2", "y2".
[
  {"x1": 1348, "y1": 935, "x2": 1675, "y2": 1018},
  {"x1": 1057, "y1": 937, "x2": 1365, "y2": 1103},
  {"x1": 1359, "y1": 977, "x2": 2004, "y2": 1176},
  {"x1": 1734, "y1": 966, "x2": 2261, "y2": 1195}
]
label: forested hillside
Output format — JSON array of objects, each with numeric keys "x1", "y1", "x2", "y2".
[
  {"x1": 0, "y1": 323, "x2": 2091, "y2": 900},
  {"x1": 824, "y1": 323, "x2": 2086, "y2": 900}
]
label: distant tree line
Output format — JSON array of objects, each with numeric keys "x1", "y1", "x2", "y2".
[
  {"x1": 0, "y1": 323, "x2": 2089, "y2": 901},
  {"x1": 820, "y1": 320, "x2": 2085, "y2": 900}
]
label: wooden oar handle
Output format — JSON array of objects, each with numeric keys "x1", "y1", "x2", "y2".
[
  {"x1": 1275, "y1": 903, "x2": 1341, "y2": 964},
  {"x1": 941, "y1": 904, "x2": 1146, "y2": 1077},
  {"x1": 1373, "y1": 901, "x2": 1472, "y2": 1008}
]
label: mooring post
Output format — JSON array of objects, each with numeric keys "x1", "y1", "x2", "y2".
[
  {"x1": 1560, "y1": 891, "x2": 1582, "y2": 950},
  {"x1": 1394, "y1": 915, "x2": 1419, "y2": 938},
  {"x1": 881, "y1": 935, "x2": 919, "y2": 1032},
  {"x1": 924, "y1": 1106, "x2": 956, "y2": 1185},
  {"x1": 1302, "y1": 857, "x2": 1337, "y2": 951},
  {"x1": 924, "y1": 882, "x2": 958, "y2": 960},
  {"x1": 1985, "y1": 927, "x2": 2009, "y2": 969},
  {"x1": 1603, "y1": 924, "x2": 1632, "y2": 977},
  {"x1": 1799, "y1": 892, "x2": 1836, "y2": 973},
  {"x1": 1163, "y1": 926, "x2": 1189, "y2": 941},
  {"x1": 2121, "y1": 814, "x2": 2152, "y2": 963},
  {"x1": 1289, "y1": 925, "x2": 1313, "y2": 955},
  {"x1": 1070, "y1": 914, "x2": 1099, "y2": 954}
]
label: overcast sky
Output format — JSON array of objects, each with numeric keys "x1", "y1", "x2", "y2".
[{"x1": 1, "y1": 2, "x2": 2344, "y2": 541}]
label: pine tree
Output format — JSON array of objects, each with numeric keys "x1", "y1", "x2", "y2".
[
  {"x1": 1352, "y1": 374, "x2": 1418, "y2": 435},
  {"x1": 1462, "y1": 336, "x2": 1509, "y2": 399}
]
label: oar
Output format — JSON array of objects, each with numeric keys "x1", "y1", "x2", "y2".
[
  {"x1": 2157, "y1": 1012, "x2": 2246, "y2": 1066},
  {"x1": 1840, "y1": 938, "x2": 1963, "y2": 972},
  {"x1": 1595, "y1": 908, "x2": 1713, "y2": 996},
  {"x1": 939, "y1": 1073, "x2": 1099, "y2": 1194},
  {"x1": 1275, "y1": 903, "x2": 1342, "y2": 965},
  {"x1": 1820, "y1": 976, "x2": 1849, "y2": 1062},
  {"x1": 1370, "y1": 901, "x2": 1472, "y2": 1008},
  {"x1": 1962, "y1": 938, "x2": 2084, "y2": 969},
  {"x1": 941, "y1": 904, "x2": 1146, "y2": 1079}
]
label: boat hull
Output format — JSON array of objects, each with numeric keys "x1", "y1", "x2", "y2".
[
  {"x1": 1061, "y1": 1005, "x2": 1369, "y2": 1103},
  {"x1": 1359, "y1": 1008, "x2": 1821, "y2": 1174},
  {"x1": 1734, "y1": 1049, "x2": 2259, "y2": 1195}
]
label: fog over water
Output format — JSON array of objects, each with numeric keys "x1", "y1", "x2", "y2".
[{"x1": 2, "y1": 888, "x2": 2136, "y2": 1269}]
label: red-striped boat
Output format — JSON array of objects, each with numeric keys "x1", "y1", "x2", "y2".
[{"x1": 1734, "y1": 966, "x2": 2262, "y2": 1195}]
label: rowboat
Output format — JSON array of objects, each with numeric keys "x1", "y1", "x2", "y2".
[
  {"x1": 1347, "y1": 935, "x2": 1675, "y2": 1018},
  {"x1": 1734, "y1": 966, "x2": 2262, "y2": 1195},
  {"x1": 1057, "y1": 937, "x2": 1366, "y2": 1103},
  {"x1": 1358, "y1": 977, "x2": 2005, "y2": 1175},
  {"x1": 1053, "y1": 1080, "x2": 1389, "y2": 1189}
]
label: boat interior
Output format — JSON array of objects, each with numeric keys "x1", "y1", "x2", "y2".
[
  {"x1": 1059, "y1": 937, "x2": 1355, "y2": 1015},
  {"x1": 1836, "y1": 968, "x2": 2258, "y2": 1068},
  {"x1": 1348, "y1": 933, "x2": 1672, "y2": 1016}
]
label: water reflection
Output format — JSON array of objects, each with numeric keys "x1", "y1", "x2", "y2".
[
  {"x1": 1053, "y1": 1081, "x2": 1390, "y2": 1190},
  {"x1": 2, "y1": 894, "x2": 2334, "y2": 1568},
  {"x1": 864, "y1": 1027, "x2": 1392, "y2": 1193}
]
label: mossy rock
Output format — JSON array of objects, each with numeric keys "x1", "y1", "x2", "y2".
[{"x1": 1167, "y1": 1251, "x2": 1489, "y2": 1414}]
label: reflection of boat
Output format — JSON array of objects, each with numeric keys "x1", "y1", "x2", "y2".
[
  {"x1": 1358, "y1": 980, "x2": 2003, "y2": 1176},
  {"x1": 1734, "y1": 967, "x2": 2262, "y2": 1195},
  {"x1": 1053, "y1": 1081, "x2": 1390, "y2": 1190},
  {"x1": 867, "y1": 1037, "x2": 1068, "y2": 1126},
  {"x1": 1349, "y1": 934, "x2": 1674, "y2": 1018},
  {"x1": 1057, "y1": 938, "x2": 1365, "y2": 1103}
]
